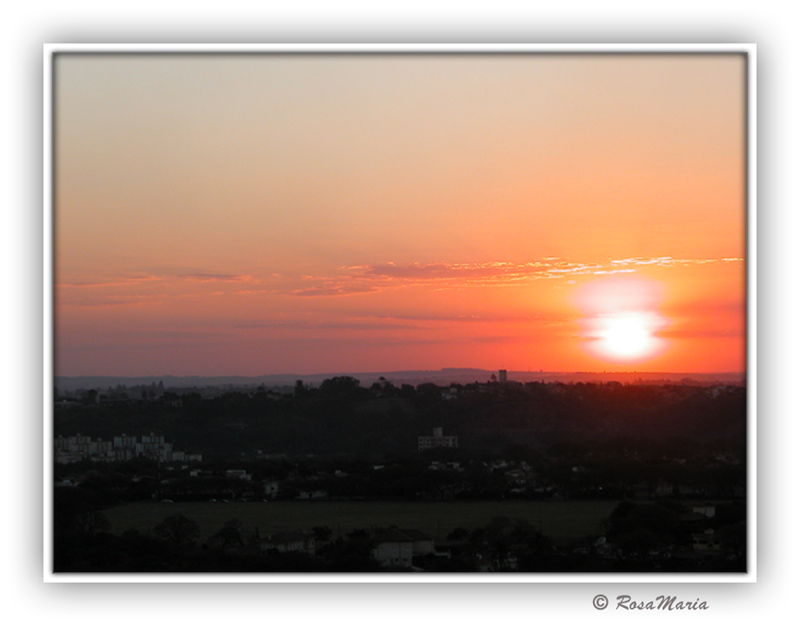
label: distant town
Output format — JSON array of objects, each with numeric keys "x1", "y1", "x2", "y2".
[
  {"x1": 55, "y1": 433, "x2": 202, "y2": 465},
  {"x1": 52, "y1": 371, "x2": 747, "y2": 573}
]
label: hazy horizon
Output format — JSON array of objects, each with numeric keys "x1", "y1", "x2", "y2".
[{"x1": 54, "y1": 367, "x2": 746, "y2": 393}]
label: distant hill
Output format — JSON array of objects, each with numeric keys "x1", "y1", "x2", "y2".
[{"x1": 54, "y1": 369, "x2": 745, "y2": 392}]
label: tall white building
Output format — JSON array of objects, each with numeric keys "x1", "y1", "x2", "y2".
[{"x1": 418, "y1": 427, "x2": 458, "y2": 452}]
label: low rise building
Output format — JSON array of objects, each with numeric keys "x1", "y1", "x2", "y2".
[
  {"x1": 693, "y1": 528, "x2": 722, "y2": 552},
  {"x1": 418, "y1": 427, "x2": 458, "y2": 452},
  {"x1": 371, "y1": 528, "x2": 435, "y2": 568}
]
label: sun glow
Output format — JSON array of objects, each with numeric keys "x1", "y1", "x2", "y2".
[
  {"x1": 593, "y1": 311, "x2": 663, "y2": 360},
  {"x1": 574, "y1": 278, "x2": 669, "y2": 363}
]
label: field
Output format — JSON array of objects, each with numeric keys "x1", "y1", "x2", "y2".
[{"x1": 104, "y1": 499, "x2": 619, "y2": 544}]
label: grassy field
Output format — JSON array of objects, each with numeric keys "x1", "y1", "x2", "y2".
[{"x1": 104, "y1": 499, "x2": 618, "y2": 544}]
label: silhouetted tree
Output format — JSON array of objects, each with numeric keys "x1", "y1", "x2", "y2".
[
  {"x1": 320, "y1": 376, "x2": 362, "y2": 398},
  {"x1": 153, "y1": 514, "x2": 200, "y2": 546},
  {"x1": 312, "y1": 526, "x2": 332, "y2": 542},
  {"x1": 208, "y1": 519, "x2": 245, "y2": 549}
]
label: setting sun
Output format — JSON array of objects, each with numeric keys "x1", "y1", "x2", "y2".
[
  {"x1": 573, "y1": 278, "x2": 669, "y2": 364},
  {"x1": 591, "y1": 311, "x2": 665, "y2": 361}
]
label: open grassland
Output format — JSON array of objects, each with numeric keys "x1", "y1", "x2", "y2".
[{"x1": 104, "y1": 499, "x2": 618, "y2": 544}]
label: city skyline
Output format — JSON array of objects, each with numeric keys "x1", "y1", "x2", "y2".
[{"x1": 54, "y1": 52, "x2": 747, "y2": 377}]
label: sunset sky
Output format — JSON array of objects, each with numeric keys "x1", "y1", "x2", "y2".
[{"x1": 54, "y1": 53, "x2": 746, "y2": 376}]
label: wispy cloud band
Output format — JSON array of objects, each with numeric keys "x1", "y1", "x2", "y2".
[
  {"x1": 56, "y1": 257, "x2": 743, "y2": 306},
  {"x1": 284, "y1": 257, "x2": 743, "y2": 297}
]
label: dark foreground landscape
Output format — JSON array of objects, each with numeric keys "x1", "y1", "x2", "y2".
[{"x1": 53, "y1": 376, "x2": 747, "y2": 573}]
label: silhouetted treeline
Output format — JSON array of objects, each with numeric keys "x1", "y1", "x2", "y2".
[{"x1": 54, "y1": 379, "x2": 746, "y2": 461}]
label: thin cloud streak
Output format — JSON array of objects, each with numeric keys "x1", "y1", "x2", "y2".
[
  {"x1": 289, "y1": 285, "x2": 382, "y2": 297},
  {"x1": 281, "y1": 257, "x2": 743, "y2": 297},
  {"x1": 58, "y1": 272, "x2": 254, "y2": 289}
]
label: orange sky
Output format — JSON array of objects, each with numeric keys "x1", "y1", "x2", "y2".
[{"x1": 54, "y1": 53, "x2": 746, "y2": 376}]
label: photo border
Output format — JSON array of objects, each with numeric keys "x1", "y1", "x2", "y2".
[{"x1": 43, "y1": 42, "x2": 757, "y2": 584}]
